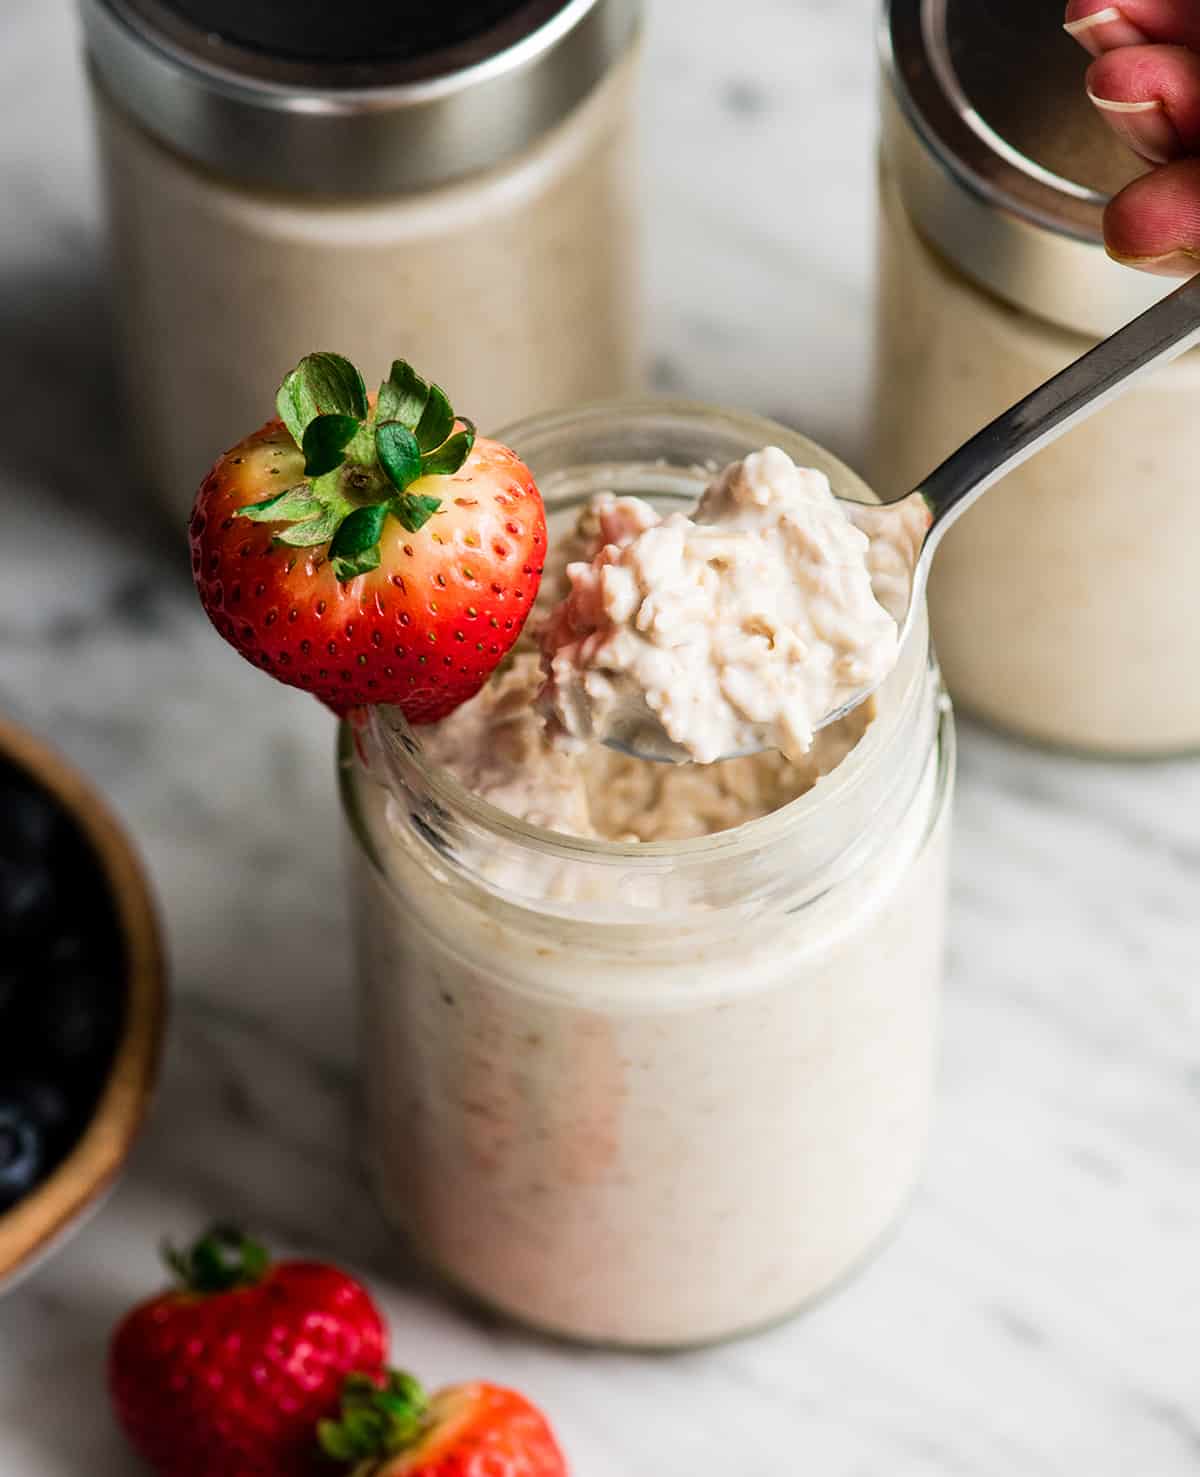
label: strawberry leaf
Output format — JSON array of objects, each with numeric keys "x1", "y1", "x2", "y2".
[
  {"x1": 420, "y1": 421, "x2": 476, "y2": 478},
  {"x1": 318, "y1": 1371, "x2": 428, "y2": 1464},
  {"x1": 343, "y1": 417, "x2": 379, "y2": 468},
  {"x1": 377, "y1": 360, "x2": 429, "y2": 432},
  {"x1": 414, "y1": 384, "x2": 454, "y2": 453},
  {"x1": 275, "y1": 508, "x2": 343, "y2": 546},
  {"x1": 237, "y1": 485, "x2": 319, "y2": 522},
  {"x1": 332, "y1": 545, "x2": 382, "y2": 583},
  {"x1": 392, "y1": 491, "x2": 442, "y2": 532},
  {"x1": 329, "y1": 503, "x2": 388, "y2": 582},
  {"x1": 164, "y1": 1225, "x2": 270, "y2": 1294},
  {"x1": 257, "y1": 353, "x2": 476, "y2": 572},
  {"x1": 317, "y1": 1423, "x2": 359, "y2": 1462},
  {"x1": 377, "y1": 421, "x2": 422, "y2": 493},
  {"x1": 302, "y1": 414, "x2": 362, "y2": 477},
  {"x1": 331, "y1": 502, "x2": 389, "y2": 559},
  {"x1": 276, "y1": 353, "x2": 367, "y2": 447}
]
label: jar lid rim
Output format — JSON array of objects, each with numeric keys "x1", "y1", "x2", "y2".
[
  {"x1": 881, "y1": 0, "x2": 1172, "y2": 335},
  {"x1": 82, "y1": 0, "x2": 640, "y2": 195},
  {"x1": 104, "y1": 0, "x2": 582, "y2": 90}
]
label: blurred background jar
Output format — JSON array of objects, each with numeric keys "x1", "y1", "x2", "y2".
[
  {"x1": 871, "y1": 0, "x2": 1200, "y2": 756},
  {"x1": 80, "y1": 0, "x2": 643, "y2": 519}
]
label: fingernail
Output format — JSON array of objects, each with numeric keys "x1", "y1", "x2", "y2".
[
  {"x1": 1107, "y1": 246, "x2": 1200, "y2": 277},
  {"x1": 1064, "y1": 6, "x2": 1149, "y2": 57},
  {"x1": 1087, "y1": 92, "x2": 1183, "y2": 163}
]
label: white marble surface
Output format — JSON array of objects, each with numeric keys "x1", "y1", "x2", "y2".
[{"x1": 2, "y1": 1, "x2": 1199, "y2": 1472}]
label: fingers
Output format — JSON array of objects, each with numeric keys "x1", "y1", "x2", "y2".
[
  {"x1": 1103, "y1": 157, "x2": 1200, "y2": 273},
  {"x1": 1065, "y1": 4, "x2": 1150, "y2": 55},
  {"x1": 1063, "y1": 3, "x2": 1200, "y2": 276},
  {"x1": 1087, "y1": 45, "x2": 1200, "y2": 162},
  {"x1": 1064, "y1": 1, "x2": 1200, "y2": 57}
]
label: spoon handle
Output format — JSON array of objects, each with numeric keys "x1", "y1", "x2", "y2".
[{"x1": 912, "y1": 271, "x2": 1200, "y2": 542}]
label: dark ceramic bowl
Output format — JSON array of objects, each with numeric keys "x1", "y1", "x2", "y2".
[{"x1": 0, "y1": 719, "x2": 166, "y2": 1291}]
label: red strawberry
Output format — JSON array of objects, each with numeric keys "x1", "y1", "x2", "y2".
[
  {"x1": 109, "y1": 1225, "x2": 387, "y2": 1477},
  {"x1": 189, "y1": 352, "x2": 546, "y2": 722},
  {"x1": 318, "y1": 1370, "x2": 568, "y2": 1477}
]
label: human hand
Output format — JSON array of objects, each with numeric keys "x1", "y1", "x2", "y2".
[{"x1": 1064, "y1": 0, "x2": 1200, "y2": 274}]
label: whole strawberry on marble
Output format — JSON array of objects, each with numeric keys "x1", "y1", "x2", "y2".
[
  {"x1": 190, "y1": 353, "x2": 546, "y2": 720},
  {"x1": 109, "y1": 1226, "x2": 387, "y2": 1477},
  {"x1": 319, "y1": 1369, "x2": 568, "y2": 1477}
]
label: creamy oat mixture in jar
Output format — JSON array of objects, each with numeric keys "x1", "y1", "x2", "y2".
[
  {"x1": 340, "y1": 403, "x2": 955, "y2": 1348},
  {"x1": 873, "y1": 0, "x2": 1200, "y2": 755}
]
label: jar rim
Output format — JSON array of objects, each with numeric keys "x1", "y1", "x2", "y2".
[
  {"x1": 358, "y1": 619, "x2": 932, "y2": 871},
  {"x1": 340, "y1": 398, "x2": 949, "y2": 924}
]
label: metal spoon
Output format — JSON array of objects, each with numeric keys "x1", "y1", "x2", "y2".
[{"x1": 611, "y1": 271, "x2": 1200, "y2": 765}]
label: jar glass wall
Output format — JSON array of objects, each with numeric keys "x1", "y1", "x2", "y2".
[
  {"x1": 339, "y1": 402, "x2": 955, "y2": 1348},
  {"x1": 869, "y1": 167, "x2": 1200, "y2": 755}
]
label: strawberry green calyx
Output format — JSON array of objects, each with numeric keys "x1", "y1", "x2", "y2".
[
  {"x1": 318, "y1": 1370, "x2": 429, "y2": 1464},
  {"x1": 163, "y1": 1224, "x2": 270, "y2": 1294},
  {"x1": 240, "y1": 352, "x2": 477, "y2": 583}
]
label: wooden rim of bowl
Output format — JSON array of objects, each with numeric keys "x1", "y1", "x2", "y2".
[{"x1": 0, "y1": 719, "x2": 167, "y2": 1285}]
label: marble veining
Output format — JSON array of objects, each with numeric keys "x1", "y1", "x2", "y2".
[{"x1": 1, "y1": 1, "x2": 1198, "y2": 1473}]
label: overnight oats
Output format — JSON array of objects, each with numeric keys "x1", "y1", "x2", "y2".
[
  {"x1": 338, "y1": 404, "x2": 955, "y2": 1347},
  {"x1": 186, "y1": 355, "x2": 953, "y2": 1348}
]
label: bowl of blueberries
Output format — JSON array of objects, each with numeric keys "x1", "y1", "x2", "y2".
[{"x1": 0, "y1": 718, "x2": 165, "y2": 1292}]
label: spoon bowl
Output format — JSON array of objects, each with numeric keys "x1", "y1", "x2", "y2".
[
  {"x1": 606, "y1": 488, "x2": 932, "y2": 767},
  {"x1": 609, "y1": 271, "x2": 1200, "y2": 766}
]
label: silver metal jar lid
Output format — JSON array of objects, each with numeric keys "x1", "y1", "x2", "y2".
[
  {"x1": 881, "y1": 0, "x2": 1171, "y2": 337},
  {"x1": 80, "y1": 0, "x2": 640, "y2": 197}
]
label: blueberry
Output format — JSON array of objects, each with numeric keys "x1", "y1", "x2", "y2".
[
  {"x1": 47, "y1": 933, "x2": 88, "y2": 970},
  {"x1": 33, "y1": 970, "x2": 118, "y2": 1068},
  {"x1": 0, "y1": 1076, "x2": 98, "y2": 1187},
  {"x1": 12, "y1": 1078, "x2": 73, "y2": 1141},
  {"x1": 0, "y1": 1099, "x2": 45, "y2": 1209},
  {"x1": 0, "y1": 963, "x2": 18, "y2": 1019},
  {"x1": 0, "y1": 857, "x2": 57, "y2": 943},
  {"x1": 0, "y1": 777, "x2": 60, "y2": 862},
  {"x1": 0, "y1": 762, "x2": 124, "y2": 1152}
]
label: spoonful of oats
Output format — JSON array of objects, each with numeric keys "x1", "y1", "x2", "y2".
[{"x1": 539, "y1": 273, "x2": 1200, "y2": 766}]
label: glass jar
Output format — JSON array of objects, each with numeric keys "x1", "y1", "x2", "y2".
[
  {"x1": 870, "y1": 0, "x2": 1200, "y2": 755},
  {"x1": 339, "y1": 401, "x2": 956, "y2": 1348},
  {"x1": 80, "y1": 0, "x2": 642, "y2": 519}
]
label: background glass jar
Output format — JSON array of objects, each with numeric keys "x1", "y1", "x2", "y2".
[
  {"x1": 339, "y1": 402, "x2": 956, "y2": 1348},
  {"x1": 81, "y1": 0, "x2": 642, "y2": 519},
  {"x1": 871, "y1": 0, "x2": 1200, "y2": 755}
]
